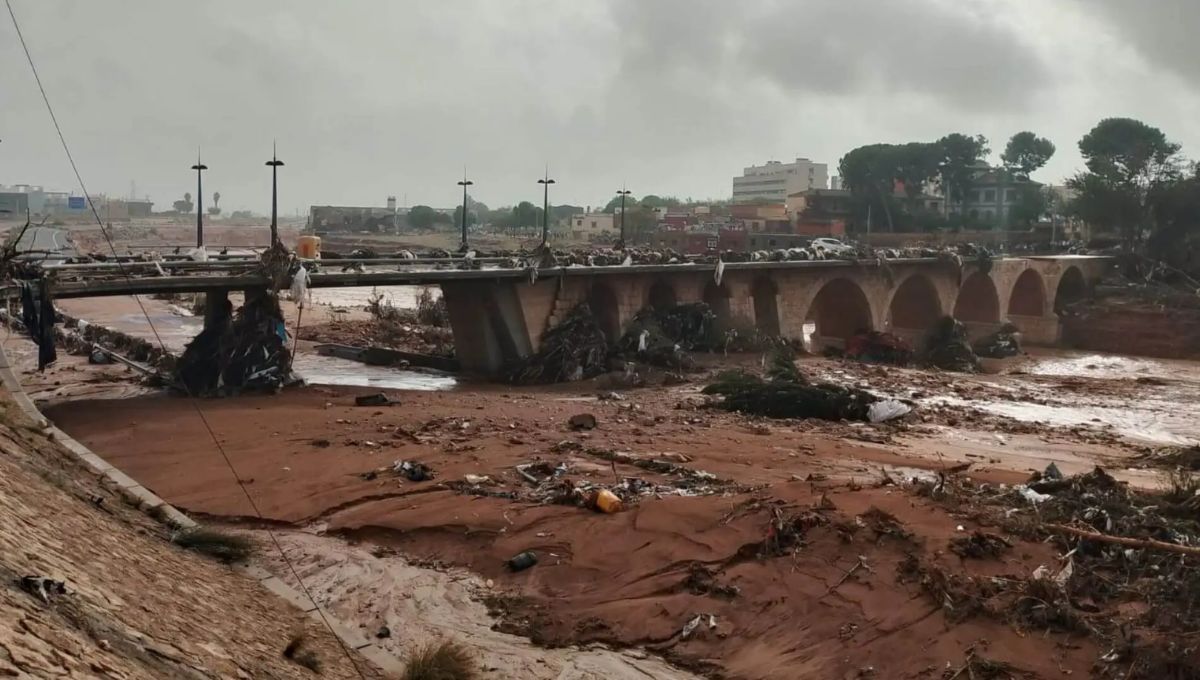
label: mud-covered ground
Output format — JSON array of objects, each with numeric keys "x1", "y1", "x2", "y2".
[
  {"x1": 43, "y1": 345, "x2": 1200, "y2": 678},
  {"x1": 25, "y1": 282, "x2": 1200, "y2": 678}
]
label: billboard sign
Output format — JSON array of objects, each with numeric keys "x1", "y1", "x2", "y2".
[{"x1": 68, "y1": 196, "x2": 86, "y2": 210}]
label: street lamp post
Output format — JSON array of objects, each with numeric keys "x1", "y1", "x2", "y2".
[
  {"x1": 190, "y1": 154, "x2": 208, "y2": 248},
  {"x1": 457, "y1": 175, "x2": 474, "y2": 251},
  {"x1": 265, "y1": 144, "x2": 284, "y2": 248},
  {"x1": 537, "y1": 171, "x2": 555, "y2": 246},
  {"x1": 616, "y1": 187, "x2": 632, "y2": 249}
]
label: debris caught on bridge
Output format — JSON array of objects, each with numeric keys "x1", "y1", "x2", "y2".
[
  {"x1": 922, "y1": 316, "x2": 982, "y2": 373},
  {"x1": 973, "y1": 321, "x2": 1023, "y2": 359},
  {"x1": 844, "y1": 330, "x2": 913, "y2": 366},
  {"x1": 615, "y1": 302, "x2": 717, "y2": 370},
  {"x1": 174, "y1": 291, "x2": 295, "y2": 396},
  {"x1": 506, "y1": 303, "x2": 609, "y2": 384},
  {"x1": 18, "y1": 279, "x2": 57, "y2": 371}
]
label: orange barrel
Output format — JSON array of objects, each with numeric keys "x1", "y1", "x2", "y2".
[{"x1": 296, "y1": 235, "x2": 321, "y2": 259}]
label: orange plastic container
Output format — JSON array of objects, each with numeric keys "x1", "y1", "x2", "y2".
[
  {"x1": 296, "y1": 235, "x2": 321, "y2": 259},
  {"x1": 589, "y1": 489, "x2": 623, "y2": 513}
]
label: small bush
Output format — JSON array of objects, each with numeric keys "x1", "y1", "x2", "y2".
[
  {"x1": 171, "y1": 528, "x2": 253, "y2": 564},
  {"x1": 415, "y1": 288, "x2": 449, "y2": 328},
  {"x1": 403, "y1": 640, "x2": 477, "y2": 680}
]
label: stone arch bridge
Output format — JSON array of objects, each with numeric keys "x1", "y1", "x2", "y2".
[
  {"x1": 441, "y1": 255, "x2": 1107, "y2": 373},
  {"x1": 30, "y1": 255, "x2": 1108, "y2": 375}
]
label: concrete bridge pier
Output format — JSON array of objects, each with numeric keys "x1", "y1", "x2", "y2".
[
  {"x1": 440, "y1": 280, "x2": 535, "y2": 374},
  {"x1": 203, "y1": 290, "x2": 231, "y2": 331}
]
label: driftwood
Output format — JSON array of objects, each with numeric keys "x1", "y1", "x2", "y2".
[{"x1": 1045, "y1": 523, "x2": 1200, "y2": 557}]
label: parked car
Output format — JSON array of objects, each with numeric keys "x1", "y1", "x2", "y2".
[{"x1": 811, "y1": 237, "x2": 855, "y2": 255}]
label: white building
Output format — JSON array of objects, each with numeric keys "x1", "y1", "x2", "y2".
[
  {"x1": 732, "y1": 157, "x2": 828, "y2": 203},
  {"x1": 567, "y1": 212, "x2": 615, "y2": 240}
]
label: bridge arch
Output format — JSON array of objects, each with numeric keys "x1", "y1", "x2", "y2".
[
  {"x1": 887, "y1": 273, "x2": 942, "y2": 333},
  {"x1": 807, "y1": 277, "x2": 873, "y2": 349},
  {"x1": 703, "y1": 280, "x2": 732, "y2": 332},
  {"x1": 648, "y1": 279, "x2": 677, "y2": 311},
  {"x1": 588, "y1": 283, "x2": 621, "y2": 344},
  {"x1": 1008, "y1": 269, "x2": 1047, "y2": 317},
  {"x1": 953, "y1": 271, "x2": 1001, "y2": 323},
  {"x1": 751, "y1": 277, "x2": 781, "y2": 336},
  {"x1": 1054, "y1": 266, "x2": 1087, "y2": 313}
]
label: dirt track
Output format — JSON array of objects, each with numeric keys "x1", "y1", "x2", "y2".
[{"x1": 49, "y1": 375, "x2": 1124, "y2": 678}]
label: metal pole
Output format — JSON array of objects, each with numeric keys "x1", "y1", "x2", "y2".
[
  {"x1": 266, "y1": 144, "x2": 284, "y2": 248},
  {"x1": 191, "y1": 154, "x2": 208, "y2": 248},
  {"x1": 538, "y1": 171, "x2": 555, "y2": 246},
  {"x1": 457, "y1": 176, "x2": 473, "y2": 251},
  {"x1": 616, "y1": 187, "x2": 631, "y2": 248}
]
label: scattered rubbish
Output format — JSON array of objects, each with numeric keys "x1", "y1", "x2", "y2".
[
  {"x1": 922, "y1": 316, "x2": 981, "y2": 373},
  {"x1": 1016, "y1": 485, "x2": 1051, "y2": 504},
  {"x1": 310, "y1": 438, "x2": 331, "y2": 448},
  {"x1": 506, "y1": 303, "x2": 609, "y2": 384},
  {"x1": 949, "y1": 531, "x2": 1012, "y2": 559},
  {"x1": 354, "y1": 392, "x2": 391, "y2": 407},
  {"x1": 568, "y1": 413, "x2": 598, "y2": 430},
  {"x1": 597, "y1": 391, "x2": 626, "y2": 401},
  {"x1": 375, "y1": 626, "x2": 391, "y2": 639},
  {"x1": 586, "y1": 488, "x2": 624, "y2": 514},
  {"x1": 463, "y1": 474, "x2": 492, "y2": 485},
  {"x1": 680, "y1": 613, "x2": 718, "y2": 640},
  {"x1": 507, "y1": 551, "x2": 538, "y2": 572},
  {"x1": 19, "y1": 576, "x2": 67, "y2": 604},
  {"x1": 867, "y1": 399, "x2": 912, "y2": 423},
  {"x1": 973, "y1": 321, "x2": 1022, "y2": 358},
  {"x1": 392, "y1": 460, "x2": 433, "y2": 482},
  {"x1": 684, "y1": 564, "x2": 739, "y2": 599},
  {"x1": 88, "y1": 348, "x2": 111, "y2": 364}
]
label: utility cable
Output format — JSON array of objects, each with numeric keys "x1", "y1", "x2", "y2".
[{"x1": 5, "y1": 3, "x2": 368, "y2": 676}]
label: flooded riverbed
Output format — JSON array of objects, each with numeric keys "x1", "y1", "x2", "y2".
[{"x1": 57, "y1": 292, "x2": 455, "y2": 391}]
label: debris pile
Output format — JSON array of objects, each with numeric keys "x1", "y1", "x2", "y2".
[
  {"x1": 702, "y1": 352, "x2": 887, "y2": 422},
  {"x1": 174, "y1": 292, "x2": 294, "y2": 396},
  {"x1": 909, "y1": 466, "x2": 1200, "y2": 678},
  {"x1": 972, "y1": 321, "x2": 1022, "y2": 359},
  {"x1": 616, "y1": 303, "x2": 717, "y2": 369},
  {"x1": 921, "y1": 316, "x2": 981, "y2": 372},
  {"x1": 844, "y1": 330, "x2": 913, "y2": 365},
  {"x1": 506, "y1": 303, "x2": 609, "y2": 384}
]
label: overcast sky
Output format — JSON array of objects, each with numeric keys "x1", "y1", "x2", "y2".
[{"x1": 3, "y1": 0, "x2": 1199, "y2": 214}]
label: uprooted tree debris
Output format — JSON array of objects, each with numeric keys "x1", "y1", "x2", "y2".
[
  {"x1": 174, "y1": 291, "x2": 294, "y2": 396},
  {"x1": 922, "y1": 316, "x2": 982, "y2": 372},
  {"x1": 507, "y1": 301, "x2": 724, "y2": 384},
  {"x1": 907, "y1": 465, "x2": 1200, "y2": 678},
  {"x1": 616, "y1": 303, "x2": 717, "y2": 369},
  {"x1": 505, "y1": 303, "x2": 609, "y2": 384},
  {"x1": 972, "y1": 321, "x2": 1022, "y2": 359},
  {"x1": 702, "y1": 348, "x2": 904, "y2": 422}
]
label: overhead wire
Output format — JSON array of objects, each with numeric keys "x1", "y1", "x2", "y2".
[{"x1": 4, "y1": 2, "x2": 369, "y2": 677}]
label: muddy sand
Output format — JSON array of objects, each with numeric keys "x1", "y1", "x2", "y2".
[{"x1": 49, "y1": 370, "x2": 1162, "y2": 679}]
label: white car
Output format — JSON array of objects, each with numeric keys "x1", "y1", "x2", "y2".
[{"x1": 811, "y1": 237, "x2": 854, "y2": 255}]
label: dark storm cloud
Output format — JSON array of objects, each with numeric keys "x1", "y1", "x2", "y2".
[
  {"x1": 5, "y1": 0, "x2": 1200, "y2": 210},
  {"x1": 1081, "y1": 0, "x2": 1200, "y2": 90},
  {"x1": 609, "y1": 0, "x2": 1051, "y2": 113}
]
